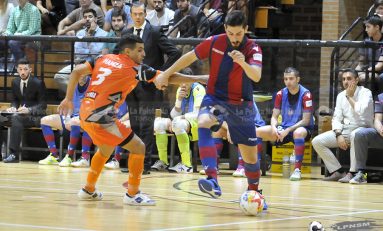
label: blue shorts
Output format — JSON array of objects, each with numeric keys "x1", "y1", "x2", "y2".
[
  {"x1": 275, "y1": 125, "x2": 312, "y2": 146},
  {"x1": 199, "y1": 94, "x2": 257, "y2": 146}
]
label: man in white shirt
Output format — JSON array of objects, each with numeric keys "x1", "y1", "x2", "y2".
[
  {"x1": 312, "y1": 68, "x2": 374, "y2": 182},
  {"x1": 146, "y1": 0, "x2": 174, "y2": 33}
]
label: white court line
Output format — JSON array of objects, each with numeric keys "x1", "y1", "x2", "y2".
[
  {"x1": 0, "y1": 222, "x2": 95, "y2": 231},
  {"x1": 1, "y1": 177, "x2": 380, "y2": 206},
  {"x1": 0, "y1": 185, "x2": 377, "y2": 212},
  {"x1": 151, "y1": 209, "x2": 383, "y2": 231}
]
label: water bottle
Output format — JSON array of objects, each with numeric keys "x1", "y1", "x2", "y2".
[
  {"x1": 1, "y1": 142, "x2": 5, "y2": 159},
  {"x1": 282, "y1": 155, "x2": 290, "y2": 178}
]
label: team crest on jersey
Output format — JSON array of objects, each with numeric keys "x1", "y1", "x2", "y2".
[{"x1": 86, "y1": 91, "x2": 98, "y2": 99}]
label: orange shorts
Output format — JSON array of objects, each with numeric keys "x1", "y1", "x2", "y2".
[{"x1": 80, "y1": 119, "x2": 133, "y2": 146}]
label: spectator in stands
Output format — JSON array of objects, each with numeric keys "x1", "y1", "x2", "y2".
[
  {"x1": 65, "y1": 0, "x2": 102, "y2": 16},
  {"x1": 36, "y1": 0, "x2": 67, "y2": 35},
  {"x1": 126, "y1": 2, "x2": 181, "y2": 174},
  {"x1": 256, "y1": 67, "x2": 314, "y2": 181},
  {"x1": 54, "y1": 9, "x2": 108, "y2": 97},
  {"x1": 146, "y1": 0, "x2": 174, "y2": 33},
  {"x1": 102, "y1": 9, "x2": 127, "y2": 54},
  {"x1": 374, "y1": 0, "x2": 383, "y2": 19},
  {"x1": 58, "y1": 0, "x2": 104, "y2": 36},
  {"x1": 3, "y1": 58, "x2": 46, "y2": 163},
  {"x1": 0, "y1": 0, "x2": 41, "y2": 62},
  {"x1": 312, "y1": 69, "x2": 374, "y2": 182},
  {"x1": 0, "y1": 0, "x2": 14, "y2": 35},
  {"x1": 355, "y1": 15, "x2": 383, "y2": 89},
  {"x1": 170, "y1": 0, "x2": 208, "y2": 38},
  {"x1": 349, "y1": 92, "x2": 383, "y2": 184},
  {"x1": 38, "y1": 75, "x2": 93, "y2": 167},
  {"x1": 152, "y1": 82, "x2": 205, "y2": 173},
  {"x1": 227, "y1": 0, "x2": 247, "y2": 18},
  {"x1": 103, "y1": 0, "x2": 132, "y2": 32}
]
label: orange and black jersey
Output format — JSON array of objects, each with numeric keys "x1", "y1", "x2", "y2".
[{"x1": 80, "y1": 54, "x2": 159, "y2": 124}]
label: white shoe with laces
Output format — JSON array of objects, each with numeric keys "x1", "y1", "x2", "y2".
[
  {"x1": 289, "y1": 168, "x2": 302, "y2": 181},
  {"x1": 59, "y1": 154, "x2": 72, "y2": 167},
  {"x1": 232, "y1": 168, "x2": 246, "y2": 177},
  {"x1": 104, "y1": 158, "x2": 120, "y2": 169},
  {"x1": 123, "y1": 192, "x2": 155, "y2": 206},
  {"x1": 150, "y1": 160, "x2": 169, "y2": 171},
  {"x1": 168, "y1": 162, "x2": 193, "y2": 173},
  {"x1": 77, "y1": 188, "x2": 103, "y2": 201},
  {"x1": 71, "y1": 157, "x2": 90, "y2": 167}
]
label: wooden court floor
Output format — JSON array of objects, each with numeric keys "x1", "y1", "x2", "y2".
[{"x1": 0, "y1": 162, "x2": 382, "y2": 231}]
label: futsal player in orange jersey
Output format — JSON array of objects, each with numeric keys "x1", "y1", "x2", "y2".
[{"x1": 58, "y1": 34, "x2": 206, "y2": 205}]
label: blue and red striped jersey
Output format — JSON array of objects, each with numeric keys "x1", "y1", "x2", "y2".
[{"x1": 194, "y1": 34, "x2": 262, "y2": 104}]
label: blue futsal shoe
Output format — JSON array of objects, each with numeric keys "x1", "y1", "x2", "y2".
[{"x1": 198, "y1": 178, "x2": 222, "y2": 198}]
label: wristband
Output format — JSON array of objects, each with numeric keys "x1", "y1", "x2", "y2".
[{"x1": 175, "y1": 99, "x2": 182, "y2": 108}]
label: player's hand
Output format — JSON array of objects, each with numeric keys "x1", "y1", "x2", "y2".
[
  {"x1": 154, "y1": 72, "x2": 170, "y2": 90},
  {"x1": 178, "y1": 84, "x2": 187, "y2": 100},
  {"x1": 277, "y1": 129, "x2": 289, "y2": 143},
  {"x1": 346, "y1": 81, "x2": 357, "y2": 98},
  {"x1": 58, "y1": 98, "x2": 74, "y2": 117},
  {"x1": 336, "y1": 135, "x2": 349, "y2": 150},
  {"x1": 228, "y1": 50, "x2": 245, "y2": 64}
]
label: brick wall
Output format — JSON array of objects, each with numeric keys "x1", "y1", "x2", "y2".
[{"x1": 319, "y1": 0, "x2": 371, "y2": 114}]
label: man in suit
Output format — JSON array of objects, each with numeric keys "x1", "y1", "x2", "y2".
[
  {"x1": 3, "y1": 58, "x2": 46, "y2": 163},
  {"x1": 125, "y1": 2, "x2": 181, "y2": 173}
]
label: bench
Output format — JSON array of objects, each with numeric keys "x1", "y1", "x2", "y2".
[{"x1": 1, "y1": 103, "x2": 65, "y2": 160}]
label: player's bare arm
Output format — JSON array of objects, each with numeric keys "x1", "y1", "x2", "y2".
[
  {"x1": 168, "y1": 73, "x2": 209, "y2": 85},
  {"x1": 155, "y1": 51, "x2": 199, "y2": 89},
  {"x1": 58, "y1": 63, "x2": 91, "y2": 116},
  {"x1": 284, "y1": 112, "x2": 312, "y2": 134},
  {"x1": 228, "y1": 50, "x2": 261, "y2": 82}
]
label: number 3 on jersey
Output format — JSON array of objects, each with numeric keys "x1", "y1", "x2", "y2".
[{"x1": 92, "y1": 67, "x2": 112, "y2": 85}]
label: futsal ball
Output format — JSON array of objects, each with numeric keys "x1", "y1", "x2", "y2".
[
  {"x1": 308, "y1": 221, "x2": 324, "y2": 231},
  {"x1": 239, "y1": 190, "x2": 264, "y2": 216}
]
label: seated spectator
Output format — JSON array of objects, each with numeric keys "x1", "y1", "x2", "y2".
[
  {"x1": 54, "y1": 9, "x2": 108, "y2": 97},
  {"x1": 3, "y1": 58, "x2": 46, "y2": 163},
  {"x1": 0, "y1": 0, "x2": 41, "y2": 62},
  {"x1": 146, "y1": 0, "x2": 174, "y2": 33},
  {"x1": 65, "y1": 0, "x2": 102, "y2": 16},
  {"x1": 58, "y1": 0, "x2": 104, "y2": 36},
  {"x1": 102, "y1": 9, "x2": 127, "y2": 54},
  {"x1": 350, "y1": 92, "x2": 383, "y2": 184},
  {"x1": 103, "y1": 0, "x2": 132, "y2": 32},
  {"x1": 355, "y1": 15, "x2": 383, "y2": 89},
  {"x1": 312, "y1": 69, "x2": 374, "y2": 182},
  {"x1": 0, "y1": 0, "x2": 14, "y2": 35},
  {"x1": 170, "y1": 0, "x2": 208, "y2": 38},
  {"x1": 151, "y1": 82, "x2": 206, "y2": 173},
  {"x1": 256, "y1": 67, "x2": 314, "y2": 181},
  {"x1": 38, "y1": 75, "x2": 93, "y2": 167},
  {"x1": 373, "y1": 0, "x2": 383, "y2": 20},
  {"x1": 36, "y1": 0, "x2": 67, "y2": 35}
]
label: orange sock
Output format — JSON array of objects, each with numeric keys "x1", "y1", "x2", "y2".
[
  {"x1": 127, "y1": 153, "x2": 144, "y2": 196},
  {"x1": 84, "y1": 150, "x2": 108, "y2": 193}
]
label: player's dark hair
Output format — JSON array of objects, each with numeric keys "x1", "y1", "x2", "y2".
[
  {"x1": 224, "y1": 10, "x2": 247, "y2": 28},
  {"x1": 118, "y1": 34, "x2": 144, "y2": 51},
  {"x1": 17, "y1": 58, "x2": 30, "y2": 67},
  {"x1": 130, "y1": 2, "x2": 146, "y2": 13},
  {"x1": 364, "y1": 15, "x2": 383, "y2": 30},
  {"x1": 111, "y1": 8, "x2": 126, "y2": 22},
  {"x1": 284, "y1": 67, "x2": 300, "y2": 77},
  {"x1": 83, "y1": 8, "x2": 97, "y2": 18},
  {"x1": 342, "y1": 68, "x2": 358, "y2": 78}
]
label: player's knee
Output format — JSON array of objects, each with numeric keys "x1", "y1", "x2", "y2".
[
  {"x1": 154, "y1": 118, "x2": 170, "y2": 134},
  {"x1": 40, "y1": 116, "x2": 49, "y2": 125},
  {"x1": 198, "y1": 115, "x2": 213, "y2": 128},
  {"x1": 172, "y1": 119, "x2": 188, "y2": 135},
  {"x1": 293, "y1": 128, "x2": 307, "y2": 139}
]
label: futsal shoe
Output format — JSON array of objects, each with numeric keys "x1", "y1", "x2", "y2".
[
  {"x1": 123, "y1": 192, "x2": 156, "y2": 206},
  {"x1": 198, "y1": 178, "x2": 222, "y2": 198},
  {"x1": 77, "y1": 188, "x2": 103, "y2": 201}
]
